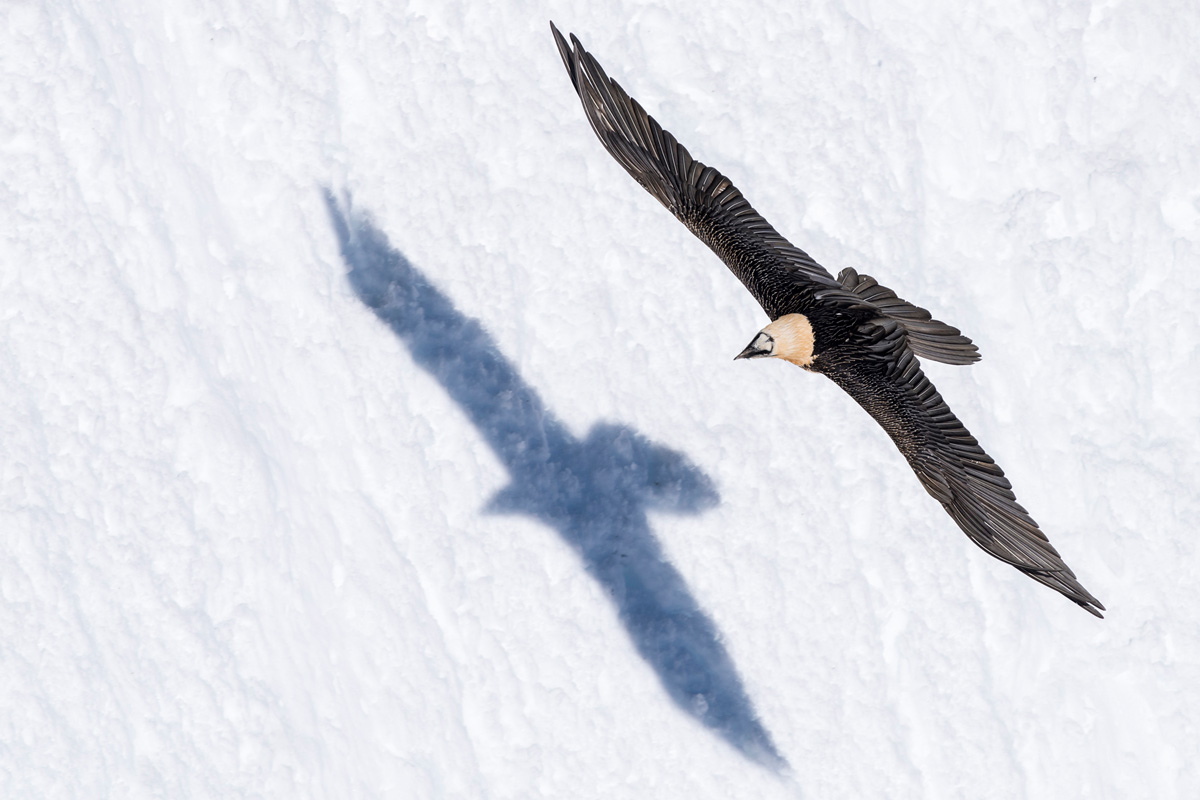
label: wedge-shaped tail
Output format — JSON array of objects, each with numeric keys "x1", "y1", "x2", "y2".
[{"x1": 838, "y1": 267, "x2": 980, "y2": 365}]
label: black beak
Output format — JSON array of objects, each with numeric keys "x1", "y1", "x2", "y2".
[{"x1": 735, "y1": 336, "x2": 773, "y2": 360}]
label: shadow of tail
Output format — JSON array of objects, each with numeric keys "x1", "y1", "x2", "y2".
[{"x1": 324, "y1": 189, "x2": 785, "y2": 769}]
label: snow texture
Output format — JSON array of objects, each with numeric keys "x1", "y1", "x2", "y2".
[{"x1": 3, "y1": 1, "x2": 1198, "y2": 798}]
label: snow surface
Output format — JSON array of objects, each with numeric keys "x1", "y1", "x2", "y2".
[{"x1": 3, "y1": 1, "x2": 1199, "y2": 797}]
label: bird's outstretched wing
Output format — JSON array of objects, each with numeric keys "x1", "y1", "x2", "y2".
[
  {"x1": 820, "y1": 323, "x2": 1104, "y2": 617},
  {"x1": 551, "y1": 23, "x2": 839, "y2": 319}
]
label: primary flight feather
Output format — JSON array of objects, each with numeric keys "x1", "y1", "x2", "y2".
[{"x1": 550, "y1": 23, "x2": 1103, "y2": 617}]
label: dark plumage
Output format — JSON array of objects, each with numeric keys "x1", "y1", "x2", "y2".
[{"x1": 551, "y1": 23, "x2": 1104, "y2": 617}]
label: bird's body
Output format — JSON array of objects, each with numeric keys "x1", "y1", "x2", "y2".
[{"x1": 551, "y1": 24, "x2": 1104, "y2": 617}]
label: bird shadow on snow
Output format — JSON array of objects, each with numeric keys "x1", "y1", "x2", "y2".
[{"x1": 323, "y1": 189, "x2": 785, "y2": 770}]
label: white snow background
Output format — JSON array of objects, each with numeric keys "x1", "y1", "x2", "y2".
[{"x1": 3, "y1": 0, "x2": 1198, "y2": 797}]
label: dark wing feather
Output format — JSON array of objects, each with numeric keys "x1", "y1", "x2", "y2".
[
  {"x1": 552, "y1": 23, "x2": 839, "y2": 318},
  {"x1": 819, "y1": 325, "x2": 1104, "y2": 617}
]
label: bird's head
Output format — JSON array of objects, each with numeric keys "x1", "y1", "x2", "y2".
[{"x1": 734, "y1": 313, "x2": 815, "y2": 368}]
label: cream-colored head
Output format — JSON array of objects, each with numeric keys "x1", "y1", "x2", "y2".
[{"x1": 734, "y1": 313, "x2": 815, "y2": 368}]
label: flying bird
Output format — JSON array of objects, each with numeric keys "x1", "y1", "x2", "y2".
[{"x1": 550, "y1": 23, "x2": 1104, "y2": 617}]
